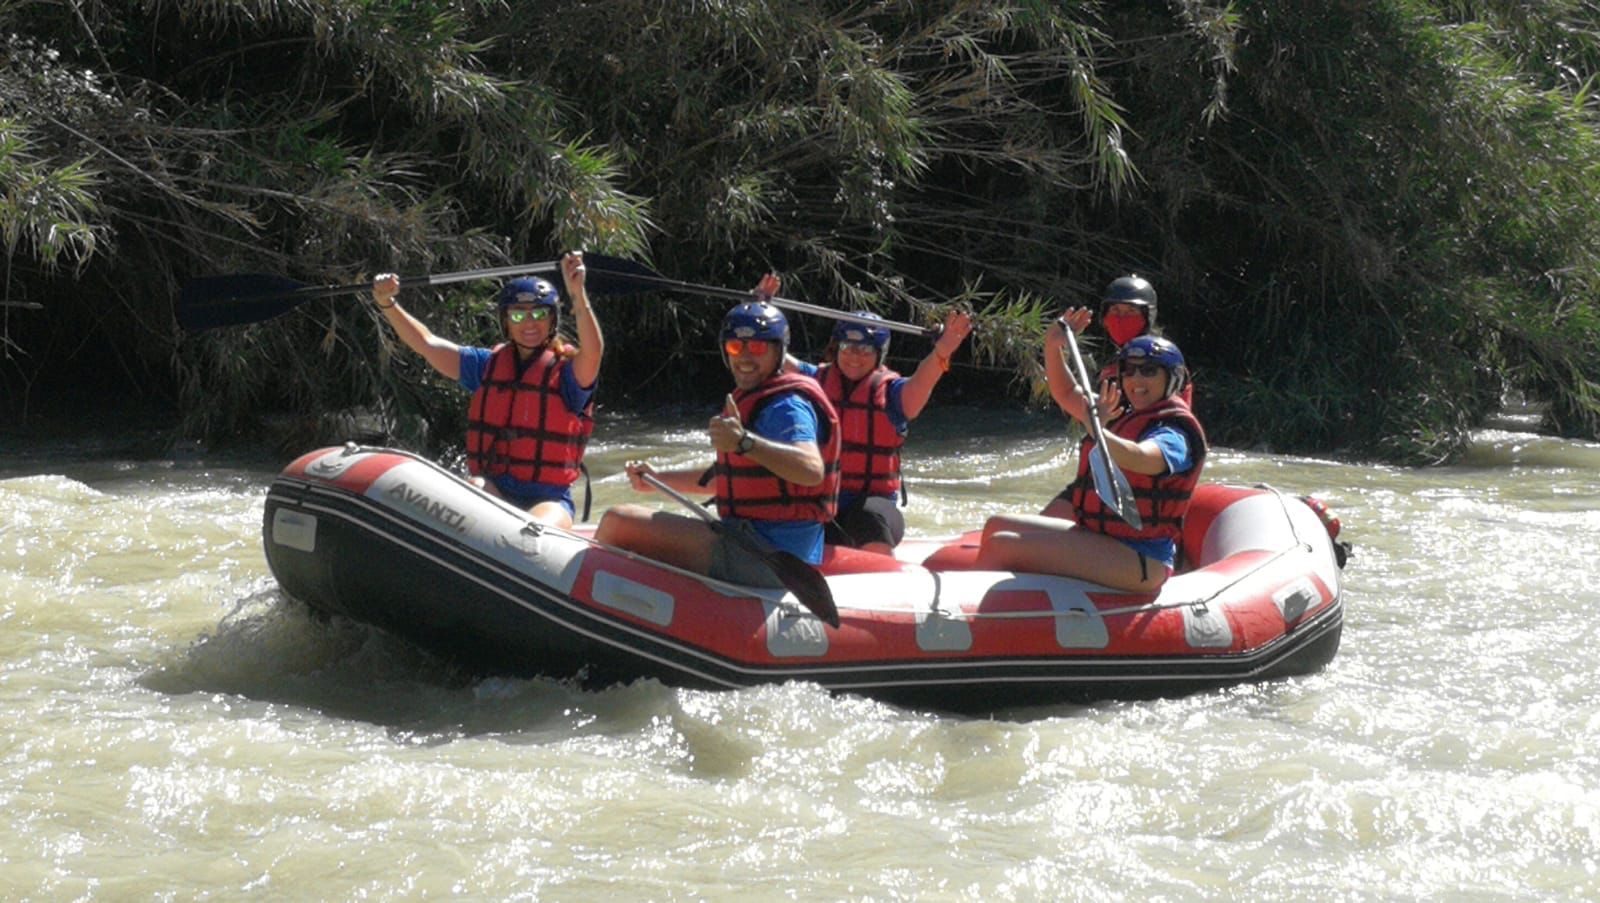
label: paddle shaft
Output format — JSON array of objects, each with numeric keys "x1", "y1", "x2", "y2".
[
  {"x1": 582, "y1": 260, "x2": 940, "y2": 338},
  {"x1": 246, "y1": 259, "x2": 562, "y2": 304},
  {"x1": 178, "y1": 258, "x2": 573, "y2": 331},
  {"x1": 637, "y1": 471, "x2": 840, "y2": 627},
  {"x1": 638, "y1": 472, "x2": 722, "y2": 528},
  {"x1": 1058, "y1": 319, "x2": 1142, "y2": 528}
]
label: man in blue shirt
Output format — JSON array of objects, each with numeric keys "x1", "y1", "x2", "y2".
[{"x1": 595, "y1": 280, "x2": 841, "y2": 587}]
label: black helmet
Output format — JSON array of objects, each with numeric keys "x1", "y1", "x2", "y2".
[{"x1": 1101, "y1": 274, "x2": 1157, "y2": 313}]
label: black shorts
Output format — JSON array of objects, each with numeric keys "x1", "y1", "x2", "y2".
[{"x1": 825, "y1": 495, "x2": 905, "y2": 549}]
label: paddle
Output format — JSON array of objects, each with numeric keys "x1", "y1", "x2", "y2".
[
  {"x1": 178, "y1": 259, "x2": 567, "y2": 331},
  {"x1": 1058, "y1": 318, "x2": 1142, "y2": 529},
  {"x1": 579, "y1": 253, "x2": 941, "y2": 338},
  {"x1": 637, "y1": 471, "x2": 841, "y2": 628}
]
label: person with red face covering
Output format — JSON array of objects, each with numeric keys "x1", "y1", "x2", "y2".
[
  {"x1": 371, "y1": 251, "x2": 601, "y2": 529},
  {"x1": 1044, "y1": 273, "x2": 1189, "y2": 518},
  {"x1": 1057, "y1": 274, "x2": 1162, "y2": 388}
]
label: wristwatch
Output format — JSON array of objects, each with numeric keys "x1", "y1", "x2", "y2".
[{"x1": 735, "y1": 431, "x2": 756, "y2": 454}]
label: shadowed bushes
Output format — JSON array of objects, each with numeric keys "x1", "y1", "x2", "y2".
[{"x1": 3, "y1": 1, "x2": 1599, "y2": 464}]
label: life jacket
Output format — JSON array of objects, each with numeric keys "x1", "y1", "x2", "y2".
[
  {"x1": 1065, "y1": 396, "x2": 1207, "y2": 543},
  {"x1": 816, "y1": 363, "x2": 903, "y2": 499},
  {"x1": 713, "y1": 373, "x2": 841, "y2": 523},
  {"x1": 465, "y1": 344, "x2": 593, "y2": 486}
]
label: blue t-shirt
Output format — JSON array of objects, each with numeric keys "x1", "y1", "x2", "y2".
[
  {"x1": 726, "y1": 393, "x2": 826, "y2": 564},
  {"x1": 1118, "y1": 423, "x2": 1194, "y2": 568},
  {"x1": 458, "y1": 345, "x2": 596, "y2": 507},
  {"x1": 796, "y1": 360, "x2": 908, "y2": 507}
]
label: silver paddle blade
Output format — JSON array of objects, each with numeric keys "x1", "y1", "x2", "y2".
[{"x1": 1088, "y1": 439, "x2": 1142, "y2": 529}]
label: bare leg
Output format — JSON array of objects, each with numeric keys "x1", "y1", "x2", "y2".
[
  {"x1": 975, "y1": 513, "x2": 1167, "y2": 592},
  {"x1": 594, "y1": 505, "x2": 718, "y2": 574},
  {"x1": 527, "y1": 500, "x2": 574, "y2": 530},
  {"x1": 478, "y1": 480, "x2": 574, "y2": 529},
  {"x1": 1039, "y1": 496, "x2": 1074, "y2": 519}
]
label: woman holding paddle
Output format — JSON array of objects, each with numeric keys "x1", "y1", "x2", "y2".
[
  {"x1": 1041, "y1": 273, "x2": 1189, "y2": 520},
  {"x1": 784, "y1": 308, "x2": 971, "y2": 554},
  {"x1": 974, "y1": 333, "x2": 1206, "y2": 592},
  {"x1": 1054, "y1": 274, "x2": 1191, "y2": 407},
  {"x1": 371, "y1": 251, "x2": 601, "y2": 528}
]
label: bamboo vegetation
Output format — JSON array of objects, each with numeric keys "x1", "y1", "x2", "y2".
[{"x1": 3, "y1": 1, "x2": 1599, "y2": 463}]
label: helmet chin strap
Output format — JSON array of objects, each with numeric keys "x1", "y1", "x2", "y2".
[{"x1": 1164, "y1": 368, "x2": 1187, "y2": 400}]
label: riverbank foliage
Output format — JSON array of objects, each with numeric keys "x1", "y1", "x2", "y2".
[{"x1": 4, "y1": 0, "x2": 1600, "y2": 464}]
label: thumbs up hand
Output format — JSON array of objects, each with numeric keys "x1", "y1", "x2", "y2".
[{"x1": 710, "y1": 394, "x2": 748, "y2": 452}]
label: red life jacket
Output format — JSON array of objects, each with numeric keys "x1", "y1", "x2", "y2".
[
  {"x1": 816, "y1": 363, "x2": 904, "y2": 498},
  {"x1": 465, "y1": 344, "x2": 593, "y2": 486},
  {"x1": 713, "y1": 373, "x2": 841, "y2": 523},
  {"x1": 1065, "y1": 396, "x2": 1207, "y2": 543}
]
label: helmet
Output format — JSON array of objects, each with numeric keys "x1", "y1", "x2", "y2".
[
  {"x1": 1116, "y1": 335, "x2": 1187, "y2": 398},
  {"x1": 497, "y1": 277, "x2": 560, "y2": 310},
  {"x1": 720, "y1": 301, "x2": 790, "y2": 347},
  {"x1": 832, "y1": 312, "x2": 891, "y2": 356},
  {"x1": 1101, "y1": 274, "x2": 1157, "y2": 313}
]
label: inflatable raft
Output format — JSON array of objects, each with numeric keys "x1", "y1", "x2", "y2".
[{"x1": 263, "y1": 445, "x2": 1347, "y2": 711}]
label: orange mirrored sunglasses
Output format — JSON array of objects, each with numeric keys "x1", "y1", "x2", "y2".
[{"x1": 723, "y1": 338, "x2": 773, "y2": 357}]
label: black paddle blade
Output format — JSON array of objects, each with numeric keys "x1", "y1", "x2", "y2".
[
  {"x1": 763, "y1": 550, "x2": 841, "y2": 628},
  {"x1": 179, "y1": 274, "x2": 314, "y2": 331},
  {"x1": 634, "y1": 455, "x2": 839, "y2": 626}
]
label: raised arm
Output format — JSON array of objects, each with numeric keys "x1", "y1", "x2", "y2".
[
  {"x1": 563, "y1": 251, "x2": 603, "y2": 387},
  {"x1": 898, "y1": 309, "x2": 971, "y2": 420},
  {"x1": 1044, "y1": 312, "x2": 1093, "y2": 423},
  {"x1": 372, "y1": 273, "x2": 463, "y2": 380}
]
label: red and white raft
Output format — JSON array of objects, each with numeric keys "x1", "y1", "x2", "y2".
[{"x1": 263, "y1": 445, "x2": 1346, "y2": 712}]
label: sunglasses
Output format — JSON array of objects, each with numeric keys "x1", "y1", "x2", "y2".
[
  {"x1": 724, "y1": 338, "x2": 773, "y2": 357},
  {"x1": 1119, "y1": 363, "x2": 1165, "y2": 378},
  {"x1": 505, "y1": 307, "x2": 551, "y2": 324},
  {"x1": 836, "y1": 341, "x2": 877, "y2": 355}
]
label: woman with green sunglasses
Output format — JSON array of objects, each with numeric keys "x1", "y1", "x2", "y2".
[{"x1": 371, "y1": 251, "x2": 603, "y2": 528}]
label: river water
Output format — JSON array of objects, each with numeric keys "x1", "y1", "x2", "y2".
[{"x1": 2, "y1": 405, "x2": 1597, "y2": 899}]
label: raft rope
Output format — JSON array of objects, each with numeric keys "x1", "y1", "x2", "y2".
[
  {"x1": 923, "y1": 483, "x2": 1318, "y2": 623},
  {"x1": 333, "y1": 443, "x2": 1323, "y2": 623},
  {"x1": 335, "y1": 444, "x2": 822, "y2": 616}
]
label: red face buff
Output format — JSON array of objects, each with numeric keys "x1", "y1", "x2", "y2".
[{"x1": 1103, "y1": 313, "x2": 1148, "y2": 347}]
